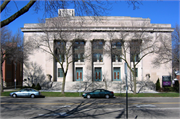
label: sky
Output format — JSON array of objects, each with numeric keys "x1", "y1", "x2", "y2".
[{"x1": 1, "y1": 0, "x2": 179, "y2": 35}]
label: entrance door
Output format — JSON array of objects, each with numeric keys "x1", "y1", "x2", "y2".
[
  {"x1": 113, "y1": 67, "x2": 121, "y2": 81},
  {"x1": 76, "y1": 68, "x2": 83, "y2": 81},
  {"x1": 95, "y1": 67, "x2": 102, "y2": 81}
]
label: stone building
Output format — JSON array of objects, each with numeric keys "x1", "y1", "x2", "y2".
[{"x1": 21, "y1": 9, "x2": 174, "y2": 92}]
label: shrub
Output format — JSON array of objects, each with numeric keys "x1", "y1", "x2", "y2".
[
  {"x1": 173, "y1": 81, "x2": 179, "y2": 93},
  {"x1": 156, "y1": 78, "x2": 161, "y2": 91},
  {"x1": 31, "y1": 83, "x2": 36, "y2": 89},
  {"x1": 36, "y1": 83, "x2": 41, "y2": 90},
  {"x1": 163, "y1": 87, "x2": 174, "y2": 92}
]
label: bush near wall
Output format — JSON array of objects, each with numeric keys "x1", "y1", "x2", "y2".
[
  {"x1": 173, "y1": 81, "x2": 179, "y2": 92},
  {"x1": 156, "y1": 78, "x2": 161, "y2": 91}
]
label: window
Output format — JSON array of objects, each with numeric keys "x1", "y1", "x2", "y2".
[
  {"x1": 132, "y1": 68, "x2": 138, "y2": 77},
  {"x1": 112, "y1": 41, "x2": 122, "y2": 62},
  {"x1": 93, "y1": 40, "x2": 104, "y2": 62},
  {"x1": 58, "y1": 68, "x2": 63, "y2": 77},
  {"x1": 94, "y1": 89, "x2": 101, "y2": 92},
  {"x1": 93, "y1": 53, "x2": 103, "y2": 62},
  {"x1": 130, "y1": 40, "x2": 141, "y2": 62},
  {"x1": 6, "y1": 58, "x2": 12, "y2": 65},
  {"x1": 130, "y1": 54, "x2": 139, "y2": 62},
  {"x1": 59, "y1": 54, "x2": 65, "y2": 62},
  {"x1": 113, "y1": 67, "x2": 121, "y2": 81},
  {"x1": 54, "y1": 41, "x2": 66, "y2": 62},
  {"x1": 94, "y1": 67, "x2": 102, "y2": 81},
  {"x1": 76, "y1": 67, "x2": 83, "y2": 81},
  {"x1": 6, "y1": 71, "x2": 12, "y2": 79},
  {"x1": 73, "y1": 41, "x2": 85, "y2": 62},
  {"x1": 112, "y1": 54, "x2": 121, "y2": 62},
  {"x1": 74, "y1": 53, "x2": 84, "y2": 62}
]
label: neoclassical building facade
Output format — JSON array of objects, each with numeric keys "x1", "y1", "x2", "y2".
[{"x1": 22, "y1": 9, "x2": 174, "y2": 92}]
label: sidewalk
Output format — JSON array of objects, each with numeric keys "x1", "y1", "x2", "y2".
[
  {"x1": 3, "y1": 88, "x2": 20, "y2": 92},
  {"x1": 2, "y1": 88, "x2": 159, "y2": 93}
]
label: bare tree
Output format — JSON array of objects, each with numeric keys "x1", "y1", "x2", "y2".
[
  {"x1": 152, "y1": 24, "x2": 179, "y2": 73},
  {"x1": 32, "y1": 15, "x2": 91, "y2": 94},
  {"x1": 0, "y1": 0, "x2": 109, "y2": 28},
  {"x1": 0, "y1": 0, "x2": 144, "y2": 28},
  {"x1": 172, "y1": 24, "x2": 180, "y2": 70},
  {"x1": 1, "y1": 27, "x2": 23, "y2": 92},
  {"x1": 0, "y1": 27, "x2": 33, "y2": 92},
  {"x1": 106, "y1": 21, "x2": 158, "y2": 94},
  {"x1": 23, "y1": 62, "x2": 46, "y2": 87}
]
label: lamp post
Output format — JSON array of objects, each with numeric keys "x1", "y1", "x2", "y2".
[{"x1": 14, "y1": 63, "x2": 17, "y2": 89}]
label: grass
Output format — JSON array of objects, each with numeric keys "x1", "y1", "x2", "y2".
[
  {"x1": 1, "y1": 91, "x2": 179, "y2": 97},
  {"x1": 114, "y1": 92, "x2": 180, "y2": 97},
  {"x1": 40, "y1": 92, "x2": 82, "y2": 97}
]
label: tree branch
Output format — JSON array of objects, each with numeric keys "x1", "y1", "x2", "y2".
[
  {"x1": 1, "y1": 0, "x2": 36, "y2": 28},
  {"x1": 0, "y1": 0, "x2": 10, "y2": 13}
]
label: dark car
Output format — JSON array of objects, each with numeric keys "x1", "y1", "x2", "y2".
[
  {"x1": 82, "y1": 89, "x2": 115, "y2": 99},
  {"x1": 10, "y1": 88, "x2": 41, "y2": 98}
]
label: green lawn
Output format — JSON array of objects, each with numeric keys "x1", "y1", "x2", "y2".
[
  {"x1": 114, "y1": 92, "x2": 180, "y2": 97},
  {"x1": 1, "y1": 91, "x2": 179, "y2": 97}
]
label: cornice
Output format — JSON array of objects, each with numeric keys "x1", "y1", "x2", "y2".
[{"x1": 21, "y1": 26, "x2": 174, "y2": 33}]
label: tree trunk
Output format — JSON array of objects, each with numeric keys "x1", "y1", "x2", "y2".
[
  {"x1": 133, "y1": 74, "x2": 136, "y2": 94},
  {"x1": 133, "y1": 64, "x2": 137, "y2": 94},
  {"x1": 1, "y1": 78, "x2": 4, "y2": 93},
  {"x1": 1, "y1": 62, "x2": 4, "y2": 93},
  {"x1": 61, "y1": 75, "x2": 65, "y2": 95}
]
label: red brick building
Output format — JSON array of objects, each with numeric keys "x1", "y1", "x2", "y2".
[{"x1": 2, "y1": 57, "x2": 23, "y2": 88}]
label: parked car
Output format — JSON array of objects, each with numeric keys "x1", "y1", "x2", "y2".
[
  {"x1": 10, "y1": 88, "x2": 41, "y2": 98},
  {"x1": 82, "y1": 89, "x2": 115, "y2": 99}
]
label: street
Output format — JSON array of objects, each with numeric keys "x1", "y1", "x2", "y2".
[{"x1": 0, "y1": 96, "x2": 180, "y2": 119}]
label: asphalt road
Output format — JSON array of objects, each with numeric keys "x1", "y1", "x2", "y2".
[{"x1": 1, "y1": 96, "x2": 180, "y2": 119}]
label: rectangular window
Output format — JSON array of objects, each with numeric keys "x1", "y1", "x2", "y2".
[
  {"x1": 112, "y1": 54, "x2": 121, "y2": 62},
  {"x1": 132, "y1": 68, "x2": 138, "y2": 77},
  {"x1": 58, "y1": 68, "x2": 63, "y2": 77},
  {"x1": 74, "y1": 41, "x2": 85, "y2": 62},
  {"x1": 6, "y1": 58, "x2": 12, "y2": 65},
  {"x1": 93, "y1": 40, "x2": 104, "y2": 62},
  {"x1": 59, "y1": 54, "x2": 65, "y2": 62},
  {"x1": 76, "y1": 68, "x2": 83, "y2": 81},
  {"x1": 55, "y1": 41, "x2": 66, "y2": 62},
  {"x1": 94, "y1": 67, "x2": 102, "y2": 81},
  {"x1": 130, "y1": 40, "x2": 141, "y2": 62},
  {"x1": 6, "y1": 71, "x2": 12, "y2": 79},
  {"x1": 113, "y1": 67, "x2": 121, "y2": 81},
  {"x1": 112, "y1": 41, "x2": 122, "y2": 62},
  {"x1": 93, "y1": 53, "x2": 103, "y2": 62}
]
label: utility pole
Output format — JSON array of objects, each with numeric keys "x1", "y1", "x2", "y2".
[{"x1": 125, "y1": 63, "x2": 128, "y2": 119}]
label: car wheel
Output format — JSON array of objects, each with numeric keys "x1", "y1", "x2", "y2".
[
  {"x1": 87, "y1": 95, "x2": 91, "y2": 99},
  {"x1": 12, "y1": 94, "x2": 17, "y2": 98},
  {"x1": 30, "y1": 94, "x2": 35, "y2": 98},
  {"x1": 105, "y1": 95, "x2": 110, "y2": 99}
]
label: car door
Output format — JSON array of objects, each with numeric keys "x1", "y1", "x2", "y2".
[
  {"x1": 19, "y1": 89, "x2": 28, "y2": 97},
  {"x1": 27, "y1": 89, "x2": 32, "y2": 96},
  {"x1": 99, "y1": 89, "x2": 106, "y2": 97},
  {"x1": 93, "y1": 89, "x2": 101, "y2": 98}
]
